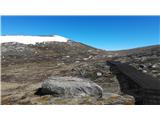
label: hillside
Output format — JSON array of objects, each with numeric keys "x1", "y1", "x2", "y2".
[
  {"x1": 113, "y1": 45, "x2": 160, "y2": 79},
  {"x1": 1, "y1": 36, "x2": 160, "y2": 105}
]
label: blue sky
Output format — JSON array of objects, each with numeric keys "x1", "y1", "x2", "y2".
[{"x1": 1, "y1": 16, "x2": 159, "y2": 50}]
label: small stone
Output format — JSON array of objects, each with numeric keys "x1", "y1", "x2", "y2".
[
  {"x1": 97, "y1": 72, "x2": 102, "y2": 77},
  {"x1": 88, "y1": 55, "x2": 93, "y2": 59},
  {"x1": 66, "y1": 56, "x2": 70, "y2": 58},
  {"x1": 75, "y1": 61, "x2": 80, "y2": 63},
  {"x1": 83, "y1": 58, "x2": 89, "y2": 61},
  {"x1": 152, "y1": 64, "x2": 157, "y2": 68},
  {"x1": 57, "y1": 63, "x2": 65, "y2": 66},
  {"x1": 107, "y1": 55, "x2": 113, "y2": 58},
  {"x1": 142, "y1": 70, "x2": 147, "y2": 73},
  {"x1": 88, "y1": 50, "x2": 92, "y2": 52},
  {"x1": 35, "y1": 51, "x2": 38, "y2": 54}
]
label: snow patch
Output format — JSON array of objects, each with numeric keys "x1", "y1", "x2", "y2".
[{"x1": 0, "y1": 35, "x2": 68, "y2": 44}]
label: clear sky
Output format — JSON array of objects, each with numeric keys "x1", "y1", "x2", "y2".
[{"x1": 1, "y1": 16, "x2": 159, "y2": 50}]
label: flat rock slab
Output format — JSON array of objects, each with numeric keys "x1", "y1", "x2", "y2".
[{"x1": 37, "y1": 76, "x2": 103, "y2": 98}]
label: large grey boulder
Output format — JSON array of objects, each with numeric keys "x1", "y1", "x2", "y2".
[{"x1": 39, "y1": 76, "x2": 103, "y2": 98}]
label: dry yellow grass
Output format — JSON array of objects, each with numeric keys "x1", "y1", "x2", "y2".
[{"x1": 1, "y1": 82, "x2": 24, "y2": 91}]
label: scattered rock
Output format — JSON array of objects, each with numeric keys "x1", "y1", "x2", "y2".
[
  {"x1": 66, "y1": 56, "x2": 70, "y2": 58},
  {"x1": 151, "y1": 64, "x2": 157, "y2": 68},
  {"x1": 75, "y1": 61, "x2": 80, "y2": 63},
  {"x1": 96, "y1": 72, "x2": 102, "y2": 77},
  {"x1": 88, "y1": 55, "x2": 93, "y2": 59},
  {"x1": 83, "y1": 58, "x2": 89, "y2": 61},
  {"x1": 57, "y1": 63, "x2": 65, "y2": 66},
  {"x1": 107, "y1": 55, "x2": 113, "y2": 58}
]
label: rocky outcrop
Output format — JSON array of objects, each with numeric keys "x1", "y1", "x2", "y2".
[
  {"x1": 37, "y1": 76, "x2": 103, "y2": 98},
  {"x1": 114, "y1": 45, "x2": 160, "y2": 79}
]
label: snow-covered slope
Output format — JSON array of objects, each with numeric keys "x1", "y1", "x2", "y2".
[{"x1": 0, "y1": 35, "x2": 68, "y2": 44}]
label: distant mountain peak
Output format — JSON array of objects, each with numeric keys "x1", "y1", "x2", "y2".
[{"x1": 0, "y1": 35, "x2": 69, "y2": 44}]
